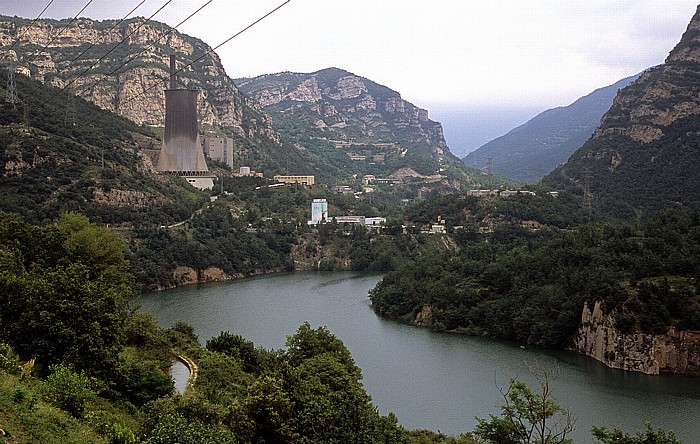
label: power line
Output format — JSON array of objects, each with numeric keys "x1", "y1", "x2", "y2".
[
  {"x1": 1, "y1": 0, "x2": 56, "y2": 60},
  {"x1": 74, "y1": 0, "x2": 292, "y2": 136},
  {"x1": 24, "y1": 0, "x2": 95, "y2": 66},
  {"x1": 61, "y1": 0, "x2": 204, "y2": 110},
  {"x1": 67, "y1": 0, "x2": 149, "y2": 66},
  {"x1": 40, "y1": 0, "x2": 165, "y2": 106}
]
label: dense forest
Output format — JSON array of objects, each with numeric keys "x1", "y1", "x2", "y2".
[
  {"x1": 0, "y1": 212, "x2": 407, "y2": 443},
  {"x1": 370, "y1": 209, "x2": 700, "y2": 348}
]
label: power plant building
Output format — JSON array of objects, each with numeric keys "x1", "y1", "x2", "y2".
[
  {"x1": 201, "y1": 137, "x2": 234, "y2": 169},
  {"x1": 309, "y1": 199, "x2": 328, "y2": 225},
  {"x1": 273, "y1": 175, "x2": 315, "y2": 186},
  {"x1": 157, "y1": 55, "x2": 215, "y2": 189}
]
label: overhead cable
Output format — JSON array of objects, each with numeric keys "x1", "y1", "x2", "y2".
[
  {"x1": 67, "y1": 0, "x2": 149, "y2": 65},
  {"x1": 1, "y1": 0, "x2": 56, "y2": 60},
  {"x1": 74, "y1": 0, "x2": 291, "y2": 135},
  {"x1": 62, "y1": 0, "x2": 207, "y2": 109},
  {"x1": 41, "y1": 0, "x2": 165, "y2": 105},
  {"x1": 25, "y1": 0, "x2": 95, "y2": 66}
]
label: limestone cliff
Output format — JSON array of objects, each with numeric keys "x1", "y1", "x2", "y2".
[
  {"x1": 0, "y1": 15, "x2": 278, "y2": 143},
  {"x1": 543, "y1": 5, "x2": 700, "y2": 220},
  {"x1": 235, "y1": 68, "x2": 453, "y2": 161},
  {"x1": 574, "y1": 301, "x2": 700, "y2": 375}
]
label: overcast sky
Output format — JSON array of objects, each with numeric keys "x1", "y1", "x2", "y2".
[{"x1": 3, "y1": 1, "x2": 699, "y2": 153}]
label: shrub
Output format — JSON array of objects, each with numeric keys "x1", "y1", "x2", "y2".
[{"x1": 42, "y1": 364, "x2": 95, "y2": 417}]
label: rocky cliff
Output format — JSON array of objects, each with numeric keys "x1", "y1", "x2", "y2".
[
  {"x1": 0, "y1": 15, "x2": 278, "y2": 143},
  {"x1": 235, "y1": 68, "x2": 454, "y2": 161},
  {"x1": 574, "y1": 301, "x2": 700, "y2": 375},
  {"x1": 543, "y1": 6, "x2": 700, "y2": 221}
]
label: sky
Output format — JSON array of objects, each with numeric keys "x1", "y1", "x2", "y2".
[{"x1": 2, "y1": 0, "x2": 699, "y2": 154}]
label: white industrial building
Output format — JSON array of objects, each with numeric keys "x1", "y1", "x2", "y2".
[{"x1": 309, "y1": 199, "x2": 328, "y2": 225}]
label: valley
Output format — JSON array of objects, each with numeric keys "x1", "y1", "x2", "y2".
[{"x1": 1, "y1": 4, "x2": 699, "y2": 444}]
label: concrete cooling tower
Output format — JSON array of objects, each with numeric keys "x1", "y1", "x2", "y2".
[
  {"x1": 157, "y1": 89, "x2": 209, "y2": 173},
  {"x1": 156, "y1": 55, "x2": 215, "y2": 189}
]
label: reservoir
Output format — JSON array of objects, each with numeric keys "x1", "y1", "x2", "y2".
[{"x1": 138, "y1": 272, "x2": 700, "y2": 442}]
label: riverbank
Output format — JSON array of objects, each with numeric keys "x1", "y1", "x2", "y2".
[{"x1": 138, "y1": 271, "x2": 700, "y2": 442}]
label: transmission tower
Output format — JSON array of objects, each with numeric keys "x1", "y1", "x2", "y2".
[
  {"x1": 65, "y1": 98, "x2": 76, "y2": 127},
  {"x1": 486, "y1": 157, "x2": 494, "y2": 191},
  {"x1": 5, "y1": 61, "x2": 18, "y2": 106}
]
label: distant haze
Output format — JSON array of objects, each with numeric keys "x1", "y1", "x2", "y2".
[{"x1": 427, "y1": 105, "x2": 543, "y2": 158}]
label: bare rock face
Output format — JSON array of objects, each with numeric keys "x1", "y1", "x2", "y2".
[
  {"x1": 573, "y1": 302, "x2": 700, "y2": 375},
  {"x1": 0, "y1": 16, "x2": 278, "y2": 142},
  {"x1": 236, "y1": 67, "x2": 452, "y2": 160},
  {"x1": 591, "y1": 11, "x2": 700, "y2": 144}
]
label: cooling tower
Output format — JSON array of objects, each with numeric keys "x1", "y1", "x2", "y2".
[{"x1": 157, "y1": 89, "x2": 209, "y2": 173}]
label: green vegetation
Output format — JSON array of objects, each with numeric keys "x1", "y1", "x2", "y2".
[
  {"x1": 542, "y1": 64, "x2": 700, "y2": 223},
  {"x1": 593, "y1": 423, "x2": 682, "y2": 444},
  {"x1": 0, "y1": 72, "x2": 207, "y2": 226},
  {"x1": 474, "y1": 366, "x2": 574, "y2": 444},
  {"x1": 0, "y1": 211, "x2": 687, "y2": 443},
  {"x1": 0, "y1": 212, "x2": 406, "y2": 443},
  {"x1": 370, "y1": 209, "x2": 700, "y2": 346}
]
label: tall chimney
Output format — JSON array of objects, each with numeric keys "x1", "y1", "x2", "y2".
[{"x1": 169, "y1": 54, "x2": 176, "y2": 90}]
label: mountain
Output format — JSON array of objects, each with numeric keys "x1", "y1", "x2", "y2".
[
  {"x1": 0, "y1": 72, "x2": 206, "y2": 226},
  {"x1": 236, "y1": 68, "x2": 451, "y2": 159},
  {"x1": 463, "y1": 75, "x2": 638, "y2": 182},
  {"x1": 0, "y1": 16, "x2": 493, "y2": 189},
  {"x1": 234, "y1": 68, "x2": 496, "y2": 190},
  {"x1": 0, "y1": 15, "x2": 303, "y2": 174},
  {"x1": 543, "y1": 5, "x2": 700, "y2": 221}
]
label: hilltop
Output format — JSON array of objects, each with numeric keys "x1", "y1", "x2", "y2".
[
  {"x1": 235, "y1": 67, "x2": 503, "y2": 191},
  {"x1": 543, "y1": 5, "x2": 700, "y2": 221}
]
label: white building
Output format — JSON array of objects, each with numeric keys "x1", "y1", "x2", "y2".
[
  {"x1": 364, "y1": 217, "x2": 386, "y2": 226},
  {"x1": 310, "y1": 199, "x2": 328, "y2": 225}
]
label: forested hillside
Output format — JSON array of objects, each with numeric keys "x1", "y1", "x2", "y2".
[
  {"x1": 0, "y1": 212, "x2": 408, "y2": 443},
  {"x1": 0, "y1": 72, "x2": 206, "y2": 226},
  {"x1": 370, "y1": 209, "x2": 700, "y2": 349},
  {"x1": 463, "y1": 75, "x2": 638, "y2": 182},
  {"x1": 543, "y1": 6, "x2": 700, "y2": 221},
  {"x1": 236, "y1": 68, "x2": 493, "y2": 192}
]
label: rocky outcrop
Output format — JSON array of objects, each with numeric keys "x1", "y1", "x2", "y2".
[
  {"x1": 573, "y1": 301, "x2": 700, "y2": 375},
  {"x1": 464, "y1": 75, "x2": 638, "y2": 182},
  {"x1": 172, "y1": 266, "x2": 231, "y2": 286},
  {"x1": 235, "y1": 68, "x2": 453, "y2": 161},
  {"x1": 0, "y1": 15, "x2": 278, "y2": 143},
  {"x1": 93, "y1": 188, "x2": 166, "y2": 208}
]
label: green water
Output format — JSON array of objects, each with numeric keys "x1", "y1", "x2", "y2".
[{"x1": 138, "y1": 272, "x2": 700, "y2": 442}]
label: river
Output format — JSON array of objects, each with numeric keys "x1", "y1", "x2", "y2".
[{"x1": 137, "y1": 271, "x2": 700, "y2": 442}]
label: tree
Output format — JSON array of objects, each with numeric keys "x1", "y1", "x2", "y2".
[
  {"x1": 284, "y1": 322, "x2": 359, "y2": 377},
  {"x1": 592, "y1": 423, "x2": 681, "y2": 444},
  {"x1": 241, "y1": 374, "x2": 297, "y2": 443},
  {"x1": 206, "y1": 331, "x2": 262, "y2": 374},
  {"x1": 145, "y1": 413, "x2": 236, "y2": 444},
  {"x1": 41, "y1": 364, "x2": 95, "y2": 417},
  {"x1": 474, "y1": 365, "x2": 575, "y2": 444},
  {"x1": 0, "y1": 212, "x2": 132, "y2": 377}
]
